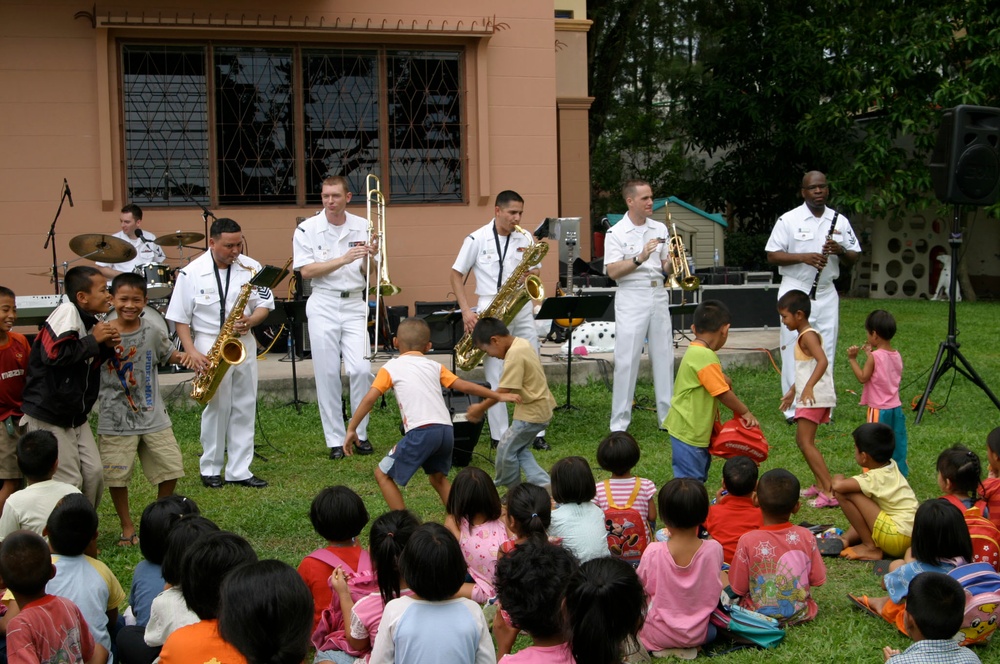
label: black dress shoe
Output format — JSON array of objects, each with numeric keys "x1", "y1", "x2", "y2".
[
  {"x1": 491, "y1": 439, "x2": 500, "y2": 449},
  {"x1": 200, "y1": 474, "x2": 223, "y2": 489},
  {"x1": 329, "y1": 446, "x2": 345, "y2": 460},
  {"x1": 227, "y1": 475, "x2": 268, "y2": 488},
  {"x1": 532, "y1": 437, "x2": 551, "y2": 451},
  {"x1": 355, "y1": 439, "x2": 375, "y2": 455}
]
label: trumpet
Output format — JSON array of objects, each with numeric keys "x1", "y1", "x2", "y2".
[
  {"x1": 365, "y1": 174, "x2": 400, "y2": 359},
  {"x1": 666, "y1": 217, "x2": 700, "y2": 292}
]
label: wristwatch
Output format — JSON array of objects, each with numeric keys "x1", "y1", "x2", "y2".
[{"x1": 632, "y1": 256, "x2": 641, "y2": 266}]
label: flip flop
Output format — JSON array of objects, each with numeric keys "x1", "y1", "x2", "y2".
[
  {"x1": 848, "y1": 594, "x2": 881, "y2": 620},
  {"x1": 117, "y1": 533, "x2": 139, "y2": 547},
  {"x1": 871, "y1": 560, "x2": 892, "y2": 577},
  {"x1": 840, "y1": 546, "x2": 883, "y2": 561},
  {"x1": 817, "y1": 537, "x2": 844, "y2": 556}
]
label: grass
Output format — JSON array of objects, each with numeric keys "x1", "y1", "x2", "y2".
[{"x1": 95, "y1": 297, "x2": 1000, "y2": 662}]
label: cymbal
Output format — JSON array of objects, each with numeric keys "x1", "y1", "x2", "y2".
[
  {"x1": 28, "y1": 269, "x2": 56, "y2": 278},
  {"x1": 154, "y1": 231, "x2": 205, "y2": 247},
  {"x1": 68, "y1": 234, "x2": 137, "y2": 263}
]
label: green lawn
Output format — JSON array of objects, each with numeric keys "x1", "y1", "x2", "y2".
[{"x1": 96, "y1": 297, "x2": 1000, "y2": 662}]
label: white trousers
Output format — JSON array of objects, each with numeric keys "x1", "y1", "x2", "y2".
[
  {"x1": 307, "y1": 292, "x2": 371, "y2": 448},
  {"x1": 478, "y1": 299, "x2": 542, "y2": 441},
  {"x1": 778, "y1": 280, "x2": 840, "y2": 418},
  {"x1": 611, "y1": 286, "x2": 673, "y2": 432},
  {"x1": 195, "y1": 333, "x2": 257, "y2": 481}
]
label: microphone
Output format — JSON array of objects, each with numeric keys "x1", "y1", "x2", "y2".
[
  {"x1": 135, "y1": 228, "x2": 151, "y2": 244},
  {"x1": 64, "y1": 179, "x2": 74, "y2": 207}
]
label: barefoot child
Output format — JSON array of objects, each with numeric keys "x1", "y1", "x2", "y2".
[
  {"x1": 345, "y1": 318, "x2": 519, "y2": 510},
  {"x1": 832, "y1": 423, "x2": 918, "y2": 561},
  {"x1": 847, "y1": 309, "x2": 908, "y2": 476},
  {"x1": 778, "y1": 290, "x2": 837, "y2": 507}
]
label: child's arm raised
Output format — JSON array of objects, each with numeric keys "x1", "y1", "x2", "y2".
[
  {"x1": 344, "y1": 386, "x2": 383, "y2": 455},
  {"x1": 797, "y1": 331, "x2": 828, "y2": 406},
  {"x1": 847, "y1": 344, "x2": 874, "y2": 384}
]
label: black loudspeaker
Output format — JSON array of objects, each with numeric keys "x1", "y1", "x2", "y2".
[
  {"x1": 445, "y1": 383, "x2": 487, "y2": 466},
  {"x1": 414, "y1": 301, "x2": 462, "y2": 351},
  {"x1": 930, "y1": 105, "x2": 1000, "y2": 206}
]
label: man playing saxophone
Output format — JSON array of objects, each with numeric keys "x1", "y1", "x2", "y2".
[
  {"x1": 450, "y1": 190, "x2": 550, "y2": 451},
  {"x1": 167, "y1": 218, "x2": 274, "y2": 489}
]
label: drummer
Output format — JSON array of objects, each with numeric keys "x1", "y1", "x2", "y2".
[{"x1": 95, "y1": 204, "x2": 166, "y2": 280}]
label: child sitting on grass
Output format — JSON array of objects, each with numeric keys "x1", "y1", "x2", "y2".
[
  {"x1": 501, "y1": 483, "x2": 554, "y2": 555},
  {"x1": 444, "y1": 467, "x2": 508, "y2": 603},
  {"x1": 847, "y1": 309, "x2": 909, "y2": 476},
  {"x1": 777, "y1": 290, "x2": 837, "y2": 507},
  {"x1": 565, "y1": 557, "x2": 647, "y2": 664},
  {"x1": 936, "y1": 444, "x2": 1000, "y2": 571},
  {"x1": 704, "y1": 455, "x2": 763, "y2": 565},
  {"x1": 344, "y1": 318, "x2": 518, "y2": 510},
  {"x1": 984, "y1": 426, "x2": 1000, "y2": 529},
  {"x1": 0, "y1": 430, "x2": 80, "y2": 540},
  {"x1": 549, "y1": 456, "x2": 609, "y2": 564},
  {"x1": 593, "y1": 432, "x2": 657, "y2": 558},
  {"x1": 882, "y1": 573, "x2": 982, "y2": 663},
  {"x1": 665, "y1": 300, "x2": 757, "y2": 481},
  {"x1": 729, "y1": 468, "x2": 826, "y2": 625},
  {"x1": 833, "y1": 423, "x2": 918, "y2": 562}
]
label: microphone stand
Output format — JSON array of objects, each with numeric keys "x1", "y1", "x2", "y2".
[
  {"x1": 43, "y1": 182, "x2": 72, "y2": 295},
  {"x1": 165, "y1": 172, "x2": 215, "y2": 250}
]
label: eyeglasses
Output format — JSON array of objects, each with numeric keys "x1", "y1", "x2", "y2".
[{"x1": 802, "y1": 184, "x2": 829, "y2": 192}]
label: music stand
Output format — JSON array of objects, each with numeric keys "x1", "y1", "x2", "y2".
[
  {"x1": 280, "y1": 300, "x2": 309, "y2": 413},
  {"x1": 537, "y1": 295, "x2": 613, "y2": 411}
]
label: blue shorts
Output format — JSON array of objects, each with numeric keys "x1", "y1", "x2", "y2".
[
  {"x1": 378, "y1": 424, "x2": 454, "y2": 486},
  {"x1": 670, "y1": 435, "x2": 711, "y2": 482}
]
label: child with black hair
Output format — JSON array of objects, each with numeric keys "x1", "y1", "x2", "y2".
[
  {"x1": 984, "y1": 426, "x2": 1000, "y2": 529},
  {"x1": 565, "y1": 556, "x2": 646, "y2": 664},
  {"x1": 44, "y1": 493, "x2": 126, "y2": 658},
  {"x1": 97, "y1": 273, "x2": 194, "y2": 546},
  {"x1": 370, "y1": 523, "x2": 494, "y2": 664},
  {"x1": 549, "y1": 456, "x2": 609, "y2": 563},
  {"x1": 704, "y1": 455, "x2": 763, "y2": 564},
  {"x1": 833, "y1": 423, "x2": 918, "y2": 561},
  {"x1": 21, "y1": 265, "x2": 120, "y2": 506},
  {"x1": 501, "y1": 483, "x2": 553, "y2": 555},
  {"x1": 882, "y1": 573, "x2": 982, "y2": 663},
  {"x1": 637, "y1": 478, "x2": 722, "y2": 655},
  {"x1": 666, "y1": 300, "x2": 757, "y2": 482},
  {"x1": 444, "y1": 467, "x2": 508, "y2": 603},
  {"x1": 0, "y1": 430, "x2": 80, "y2": 540},
  {"x1": 467, "y1": 317, "x2": 555, "y2": 490},
  {"x1": 0, "y1": 285, "x2": 30, "y2": 514},
  {"x1": 593, "y1": 431, "x2": 657, "y2": 548},
  {"x1": 330, "y1": 510, "x2": 421, "y2": 660},
  {"x1": 492, "y1": 539, "x2": 579, "y2": 662},
  {"x1": 847, "y1": 309, "x2": 909, "y2": 476},
  {"x1": 159, "y1": 530, "x2": 258, "y2": 664},
  {"x1": 0, "y1": 530, "x2": 108, "y2": 664},
  {"x1": 730, "y1": 469, "x2": 826, "y2": 625},
  {"x1": 297, "y1": 486, "x2": 371, "y2": 630},
  {"x1": 143, "y1": 516, "x2": 219, "y2": 652},
  {"x1": 849, "y1": 499, "x2": 973, "y2": 633},
  {"x1": 218, "y1": 560, "x2": 314, "y2": 664},
  {"x1": 935, "y1": 445, "x2": 1000, "y2": 571},
  {"x1": 778, "y1": 290, "x2": 837, "y2": 507},
  {"x1": 343, "y1": 318, "x2": 518, "y2": 510}
]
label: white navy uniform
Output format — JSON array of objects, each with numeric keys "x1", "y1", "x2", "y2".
[
  {"x1": 452, "y1": 220, "x2": 542, "y2": 440},
  {"x1": 765, "y1": 203, "x2": 861, "y2": 418},
  {"x1": 166, "y1": 251, "x2": 274, "y2": 480},
  {"x1": 604, "y1": 212, "x2": 673, "y2": 432},
  {"x1": 95, "y1": 230, "x2": 166, "y2": 275},
  {"x1": 292, "y1": 210, "x2": 372, "y2": 450}
]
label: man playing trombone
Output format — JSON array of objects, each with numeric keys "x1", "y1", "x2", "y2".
[{"x1": 293, "y1": 175, "x2": 378, "y2": 460}]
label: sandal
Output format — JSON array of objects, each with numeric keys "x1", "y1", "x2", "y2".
[
  {"x1": 847, "y1": 594, "x2": 882, "y2": 620},
  {"x1": 817, "y1": 537, "x2": 844, "y2": 557},
  {"x1": 800, "y1": 485, "x2": 821, "y2": 498},
  {"x1": 808, "y1": 492, "x2": 839, "y2": 508},
  {"x1": 117, "y1": 533, "x2": 139, "y2": 547}
]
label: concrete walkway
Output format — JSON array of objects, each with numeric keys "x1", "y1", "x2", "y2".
[{"x1": 161, "y1": 328, "x2": 780, "y2": 408}]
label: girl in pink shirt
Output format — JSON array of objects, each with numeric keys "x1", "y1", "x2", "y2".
[
  {"x1": 637, "y1": 478, "x2": 723, "y2": 654},
  {"x1": 565, "y1": 557, "x2": 647, "y2": 664},
  {"x1": 444, "y1": 467, "x2": 508, "y2": 602}
]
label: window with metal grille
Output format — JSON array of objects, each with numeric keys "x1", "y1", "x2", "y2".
[{"x1": 121, "y1": 44, "x2": 463, "y2": 206}]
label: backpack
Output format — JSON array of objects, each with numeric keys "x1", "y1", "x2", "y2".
[
  {"x1": 948, "y1": 562, "x2": 1000, "y2": 646},
  {"x1": 941, "y1": 495, "x2": 1000, "y2": 573},
  {"x1": 710, "y1": 603, "x2": 785, "y2": 649},
  {"x1": 708, "y1": 417, "x2": 769, "y2": 464},
  {"x1": 601, "y1": 478, "x2": 650, "y2": 563},
  {"x1": 309, "y1": 549, "x2": 378, "y2": 655}
]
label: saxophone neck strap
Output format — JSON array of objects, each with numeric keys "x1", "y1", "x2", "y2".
[
  {"x1": 492, "y1": 223, "x2": 512, "y2": 291},
  {"x1": 212, "y1": 262, "x2": 233, "y2": 328}
]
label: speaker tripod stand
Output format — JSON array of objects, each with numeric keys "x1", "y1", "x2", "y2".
[{"x1": 915, "y1": 204, "x2": 1000, "y2": 424}]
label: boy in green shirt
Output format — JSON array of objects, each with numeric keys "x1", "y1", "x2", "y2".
[{"x1": 665, "y1": 301, "x2": 757, "y2": 480}]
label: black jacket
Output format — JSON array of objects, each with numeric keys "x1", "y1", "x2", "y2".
[{"x1": 21, "y1": 302, "x2": 114, "y2": 428}]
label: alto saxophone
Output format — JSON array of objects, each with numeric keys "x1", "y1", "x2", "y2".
[
  {"x1": 190, "y1": 259, "x2": 256, "y2": 405},
  {"x1": 454, "y1": 226, "x2": 548, "y2": 371}
]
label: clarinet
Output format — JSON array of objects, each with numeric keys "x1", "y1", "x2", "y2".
[{"x1": 809, "y1": 211, "x2": 840, "y2": 300}]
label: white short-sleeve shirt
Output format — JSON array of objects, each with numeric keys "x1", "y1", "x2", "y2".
[
  {"x1": 603, "y1": 213, "x2": 670, "y2": 284},
  {"x1": 452, "y1": 220, "x2": 538, "y2": 298},
  {"x1": 292, "y1": 210, "x2": 370, "y2": 292},
  {"x1": 765, "y1": 203, "x2": 861, "y2": 286}
]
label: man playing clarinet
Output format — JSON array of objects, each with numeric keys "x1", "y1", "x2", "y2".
[{"x1": 766, "y1": 171, "x2": 861, "y2": 420}]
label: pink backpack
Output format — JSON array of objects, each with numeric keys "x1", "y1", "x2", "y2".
[{"x1": 309, "y1": 549, "x2": 378, "y2": 655}]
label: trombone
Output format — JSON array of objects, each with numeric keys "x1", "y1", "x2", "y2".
[{"x1": 365, "y1": 174, "x2": 400, "y2": 359}]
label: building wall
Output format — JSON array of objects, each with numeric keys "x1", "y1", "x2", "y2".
[{"x1": 0, "y1": 0, "x2": 567, "y2": 313}]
